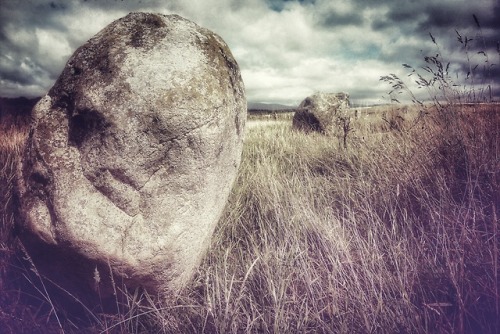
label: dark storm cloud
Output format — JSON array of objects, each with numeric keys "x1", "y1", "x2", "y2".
[
  {"x1": 265, "y1": 0, "x2": 315, "y2": 12},
  {"x1": 419, "y1": 4, "x2": 474, "y2": 29},
  {"x1": 0, "y1": 1, "x2": 74, "y2": 96},
  {"x1": 0, "y1": 0, "x2": 499, "y2": 104},
  {"x1": 368, "y1": 0, "x2": 499, "y2": 37},
  {"x1": 0, "y1": 1, "x2": 75, "y2": 39},
  {"x1": 319, "y1": 11, "x2": 363, "y2": 27},
  {"x1": 351, "y1": 0, "x2": 499, "y2": 40},
  {"x1": 0, "y1": 0, "x2": 153, "y2": 97},
  {"x1": 482, "y1": 4, "x2": 500, "y2": 29},
  {"x1": 75, "y1": 0, "x2": 167, "y2": 11},
  {"x1": 353, "y1": 1, "x2": 500, "y2": 68}
]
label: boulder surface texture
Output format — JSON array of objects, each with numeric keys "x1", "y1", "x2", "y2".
[
  {"x1": 293, "y1": 92, "x2": 349, "y2": 133},
  {"x1": 16, "y1": 12, "x2": 246, "y2": 297}
]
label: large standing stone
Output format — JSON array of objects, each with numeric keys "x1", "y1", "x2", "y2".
[
  {"x1": 293, "y1": 92, "x2": 350, "y2": 133},
  {"x1": 15, "y1": 13, "x2": 246, "y2": 298}
]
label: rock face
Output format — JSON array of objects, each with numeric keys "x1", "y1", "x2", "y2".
[
  {"x1": 293, "y1": 92, "x2": 350, "y2": 133},
  {"x1": 15, "y1": 13, "x2": 246, "y2": 298}
]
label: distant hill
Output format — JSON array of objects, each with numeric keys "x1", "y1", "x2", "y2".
[
  {"x1": 0, "y1": 96, "x2": 40, "y2": 130},
  {"x1": 0, "y1": 96, "x2": 40, "y2": 118},
  {"x1": 248, "y1": 102, "x2": 297, "y2": 110}
]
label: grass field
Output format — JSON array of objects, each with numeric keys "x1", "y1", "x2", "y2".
[{"x1": 0, "y1": 103, "x2": 499, "y2": 333}]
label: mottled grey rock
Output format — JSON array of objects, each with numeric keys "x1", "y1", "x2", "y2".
[
  {"x1": 293, "y1": 92, "x2": 350, "y2": 133},
  {"x1": 16, "y1": 12, "x2": 246, "y2": 297}
]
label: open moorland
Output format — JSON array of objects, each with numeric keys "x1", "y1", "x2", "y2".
[{"x1": 0, "y1": 100, "x2": 499, "y2": 333}]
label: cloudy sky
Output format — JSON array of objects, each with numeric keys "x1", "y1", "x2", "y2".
[{"x1": 1, "y1": 0, "x2": 499, "y2": 106}]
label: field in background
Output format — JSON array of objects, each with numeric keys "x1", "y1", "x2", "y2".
[
  {"x1": 0, "y1": 103, "x2": 499, "y2": 333},
  {"x1": 195, "y1": 103, "x2": 499, "y2": 333}
]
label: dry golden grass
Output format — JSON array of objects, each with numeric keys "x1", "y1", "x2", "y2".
[
  {"x1": 0, "y1": 103, "x2": 499, "y2": 333},
  {"x1": 0, "y1": 126, "x2": 29, "y2": 154},
  {"x1": 191, "y1": 103, "x2": 499, "y2": 333}
]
